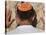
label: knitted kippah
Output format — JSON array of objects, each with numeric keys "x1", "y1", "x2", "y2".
[{"x1": 17, "y1": 2, "x2": 32, "y2": 12}]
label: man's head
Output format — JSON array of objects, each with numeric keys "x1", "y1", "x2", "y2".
[{"x1": 16, "y1": 2, "x2": 37, "y2": 27}]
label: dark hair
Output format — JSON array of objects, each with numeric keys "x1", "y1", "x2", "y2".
[{"x1": 17, "y1": 7, "x2": 37, "y2": 27}]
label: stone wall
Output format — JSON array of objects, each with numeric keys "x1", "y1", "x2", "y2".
[{"x1": 6, "y1": 1, "x2": 45, "y2": 32}]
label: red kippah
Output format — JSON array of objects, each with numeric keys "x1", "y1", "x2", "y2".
[{"x1": 17, "y1": 2, "x2": 32, "y2": 12}]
